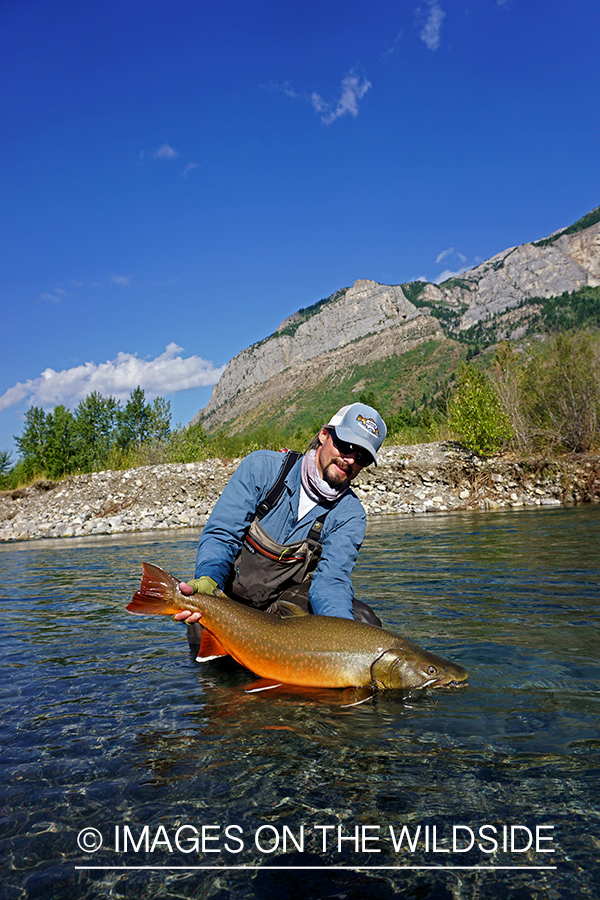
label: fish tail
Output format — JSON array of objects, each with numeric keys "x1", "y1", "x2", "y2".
[{"x1": 126, "y1": 563, "x2": 183, "y2": 615}]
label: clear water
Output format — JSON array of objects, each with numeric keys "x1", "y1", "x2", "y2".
[{"x1": 1, "y1": 505, "x2": 599, "y2": 900}]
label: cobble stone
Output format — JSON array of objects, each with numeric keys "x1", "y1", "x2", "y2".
[{"x1": 1, "y1": 442, "x2": 599, "y2": 543}]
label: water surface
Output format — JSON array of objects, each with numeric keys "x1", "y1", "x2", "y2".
[{"x1": 1, "y1": 505, "x2": 599, "y2": 899}]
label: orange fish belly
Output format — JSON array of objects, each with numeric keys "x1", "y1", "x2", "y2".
[{"x1": 197, "y1": 609, "x2": 391, "y2": 688}]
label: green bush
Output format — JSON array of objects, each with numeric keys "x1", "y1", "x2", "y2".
[
  {"x1": 448, "y1": 363, "x2": 513, "y2": 457},
  {"x1": 0, "y1": 449, "x2": 12, "y2": 489},
  {"x1": 520, "y1": 331, "x2": 600, "y2": 452}
]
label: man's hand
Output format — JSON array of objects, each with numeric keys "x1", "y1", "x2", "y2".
[
  {"x1": 174, "y1": 576, "x2": 218, "y2": 624},
  {"x1": 182, "y1": 576, "x2": 218, "y2": 595}
]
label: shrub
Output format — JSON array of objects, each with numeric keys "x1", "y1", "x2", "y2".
[
  {"x1": 520, "y1": 331, "x2": 600, "y2": 452},
  {"x1": 448, "y1": 363, "x2": 513, "y2": 457}
]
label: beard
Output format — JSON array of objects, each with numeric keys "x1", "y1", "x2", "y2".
[{"x1": 322, "y1": 458, "x2": 353, "y2": 490}]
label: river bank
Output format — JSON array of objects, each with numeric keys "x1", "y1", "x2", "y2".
[{"x1": 1, "y1": 441, "x2": 599, "y2": 543}]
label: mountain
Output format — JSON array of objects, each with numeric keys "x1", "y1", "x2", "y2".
[{"x1": 190, "y1": 206, "x2": 600, "y2": 433}]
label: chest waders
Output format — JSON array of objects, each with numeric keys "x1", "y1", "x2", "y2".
[
  {"x1": 187, "y1": 452, "x2": 381, "y2": 655},
  {"x1": 224, "y1": 451, "x2": 328, "y2": 611}
]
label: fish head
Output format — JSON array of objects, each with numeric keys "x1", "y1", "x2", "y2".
[{"x1": 371, "y1": 646, "x2": 468, "y2": 691}]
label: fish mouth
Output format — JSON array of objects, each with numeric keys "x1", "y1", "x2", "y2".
[
  {"x1": 422, "y1": 675, "x2": 469, "y2": 689},
  {"x1": 421, "y1": 678, "x2": 468, "y2": 688}
]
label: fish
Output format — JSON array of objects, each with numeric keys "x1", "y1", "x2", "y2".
[{"x1": 126, "y1": 563, "x2": 468, "y2": 692}]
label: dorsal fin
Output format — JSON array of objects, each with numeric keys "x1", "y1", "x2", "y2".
[{"x1": 277, "y1": 600, "x2": 310, "y2": 618}]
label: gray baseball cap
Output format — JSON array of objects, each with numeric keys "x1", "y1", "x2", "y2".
[{"x1": 327, "y1": 403, "x2": 387, "y2": 466}]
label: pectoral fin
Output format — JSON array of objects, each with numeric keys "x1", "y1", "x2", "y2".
[
  {"x1": 244, "y1": 678, "x2": 284, "y2": 693},
  {"x1": 341, "y1": 690, "x2": 376, "y2": 708},
  {"x1": 195, "y1": 629, "x2": 229, "y2": 662}
]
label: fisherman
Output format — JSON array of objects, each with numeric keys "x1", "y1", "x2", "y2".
[{"x1": 174, "y1": 403, "x2": 386, "y2": 644}]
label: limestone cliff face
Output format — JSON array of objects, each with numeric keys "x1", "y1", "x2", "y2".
[
  {"x1": 197, "y1": 315, "x2": 444, "y2": 433},
  {"x1": 191, "y1": 210, "x2": 600, "y2": 431},
  {"x1": 450, "y1": 220, "x2": 600, "y2": 328},
  {"x1": 192, "y1": 281, "x2": 420, "y2": 427}
]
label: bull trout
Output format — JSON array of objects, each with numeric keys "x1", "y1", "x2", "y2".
[{"x1": 127, "y1": 563, "x2": 468, "y2": 691}]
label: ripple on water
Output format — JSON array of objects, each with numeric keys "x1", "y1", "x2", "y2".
[{"x1": 0, "y1": 506, "x2": 599, "y2": 899}]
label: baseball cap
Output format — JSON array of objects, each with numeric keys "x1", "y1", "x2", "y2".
[{"x1": 326, "y1": 403, "x2": 387, "y2": 466}]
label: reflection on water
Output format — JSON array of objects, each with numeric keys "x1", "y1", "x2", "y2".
[{"x1": 1, "y1": 506, "x2": 599, "y2": 899}]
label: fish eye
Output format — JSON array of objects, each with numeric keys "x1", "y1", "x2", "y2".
[{"x1": 427, "y1": 666, "x2": 438, "y2": 675}]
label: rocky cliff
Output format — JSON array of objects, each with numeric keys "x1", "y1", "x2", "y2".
[
  {"x1": 191, "y1": 208, "x2": 600, "y2": 433},
  {"x1": 429, "y1": 217, "x2": 600, "y2": 329},
  {"x1": 192, "y1": 281, "x2": 422, "y2": 430}
]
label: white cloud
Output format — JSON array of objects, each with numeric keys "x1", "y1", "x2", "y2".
[
  {"x1": 435, "y1": 247, "x2": 467, "y2": 265},
  {"x1": 311, "y1": 73, "x2": 371, "y2": 124},
  {"x1": 181, "y1": 162, "x2": 200, "y2": 178},
  {"x1": 433, "y1": 247, "x2": 482, "y2": 284},
  {"x1": 435, "y1": 267, "x2": 470, "y2": 283},
  {"x1": 154, "y1": 143, "x2": 179, "y2": 160},
  {"x1": 0, "y1": 383, "x2": 31, "y2": 410},
  {"x1": 269, "y1": 73, "x2": 371, "y2": 125},
  {"x1": 381, "y1": 29, "x2": 403, "y2": 62},
  {"x1": 272, "y1": 81, "x2": 303, "y2": 100},
  {"x1": 0, "y1": 344, "x2": 225, "y2": 413},
  {"x1": 111, "y1": 274, "x2": 132, "y2": 287},
  {"x1": 40, "y1": 286, "x2": 68, "y2": 303},
  {"x1": 418, "y1": 1, "x2": 446, "y2": 51}
]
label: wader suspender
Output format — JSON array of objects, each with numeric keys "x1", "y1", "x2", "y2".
[{"x1": 256, "y1": 451, "x2": 329, "y2": 542}]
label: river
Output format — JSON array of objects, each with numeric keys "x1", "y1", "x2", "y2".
[{"x1": 1, "y1": 505, "x2": 599, "y2": 899}]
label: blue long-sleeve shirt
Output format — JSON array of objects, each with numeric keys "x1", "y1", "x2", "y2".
[{"x1": 194, "y1": 450, "x2": 367, "y2": 619}]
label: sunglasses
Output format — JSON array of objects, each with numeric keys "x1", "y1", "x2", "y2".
[{"x1": 329, "y1": 429, "x2": 373, "y2": 467}]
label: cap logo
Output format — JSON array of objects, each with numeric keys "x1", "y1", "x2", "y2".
[{"x1": 356, "y1": 414, "x2": 380, "y2": 437}]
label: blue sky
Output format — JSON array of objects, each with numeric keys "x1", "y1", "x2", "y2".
[{"x1": 2, "y1": 0, "x2": 599, "y2": 455}]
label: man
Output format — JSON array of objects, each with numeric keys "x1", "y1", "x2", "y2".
[{"x1": 175, "y1": 403, "x2": 386, "y2": 635}]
